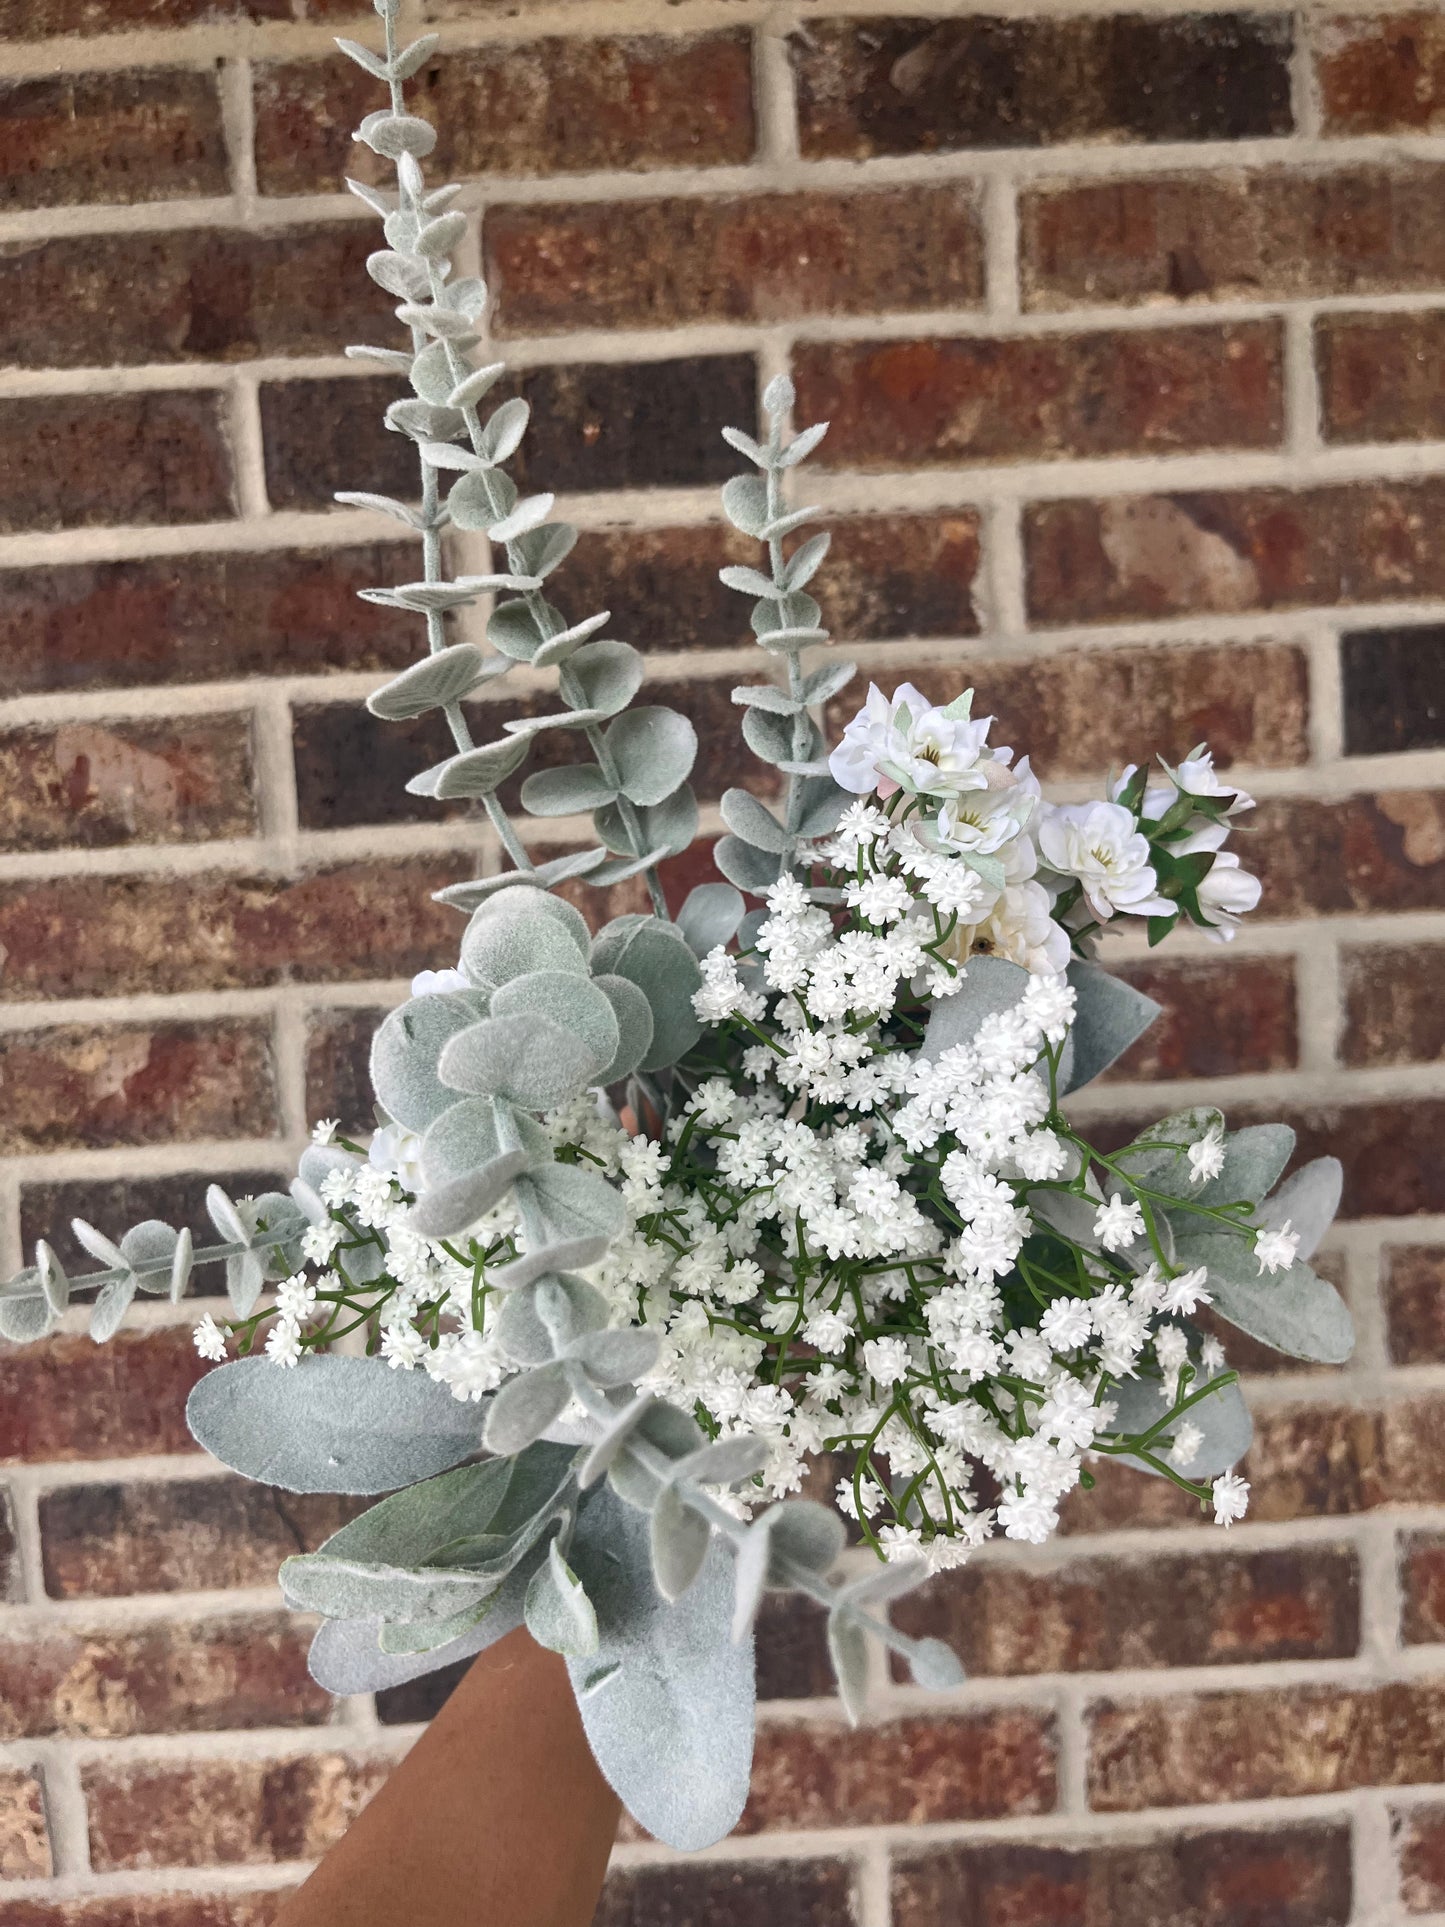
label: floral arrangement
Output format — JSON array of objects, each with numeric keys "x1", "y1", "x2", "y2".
[{"x1": 0, "y1": 0, "x2": 1353, "y2": 1854}]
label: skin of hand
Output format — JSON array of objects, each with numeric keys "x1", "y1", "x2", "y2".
[{"x1": 275, "y1": 1629, "x2": 620, "y2": 1927}]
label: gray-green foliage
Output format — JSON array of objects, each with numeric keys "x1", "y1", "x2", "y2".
[{"x1": 714, "y1": 375, "x2": 853, "y2": 896}]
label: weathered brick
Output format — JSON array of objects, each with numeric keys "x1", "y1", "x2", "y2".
[
  {"x1": 0, "y1": 1769, "x2": 51, "y2": 1880},
  {"x1": 741, "y1": 1710, "x2": 1055, "y2": 1830},
  {"x1": 0, "y1": 392, "x2": 234, "y2": 533},
  {"x1": 0, "y1": 716, "x2": 256, "y2": 853},
  {"x1": 1106, "y1": 955, "x2": 1298, "y2": 1082},
  {"x1": 1317, "y1": 12, "x2": 1445, "y2": 133},
  {"x1": 595, "y1": 1860, "x2": 856, "y2": 1927},
  {"x1": 794, "y1": 13, "x2": 1293, "y2": 157},
  {"x1": 486, "y1": 185, "x2": 984, "y2": 335},
  {"x1": 0, "y1": 1615, "x2": 328, "y2": 1740},
  {"x1": 0, "y1": 1020, "x2": 277, "y2": 1154},
  {"x1": 893, "y1": 1543, "x2": 1358, "y2": 1676},
  {"x1": 261, "y1": 355, "x2": 757, "y2": 512},
  {"x1": 1319, "y1": 311, "x2": 1445, "y2": 445},
  {"x1": 255, "y1": 32, "x2": 754, "y2": 196},
  {"x1": 859, "y1": 642, "x2": 1307, "y2": 783},
  {"x1": 1021, "y1": 164, "x2": 1445, "y2": 310},
  {"x1": 0, "y1": 1487, "x2": 20, "y2": 1601},
  {"x1": 0, "y1": 224, "x2": 388, "y2": 369},
  {"x1": 2, "y1": 1897, "x2": 288, "y2": 1927},
  {"x1": 1249, "y1": 793, "x2": 1445, "y2": 918},
  {"x1": 1397, "y1": 1802, "x2": 1445, "y2": 1912},
  {"x1": 1342, "y1": 625, "x2": 1445, "y2": 755},
  {"x1": 0, "y1": 545, "x2": 416, "y2": 697},
  {"x1": 1090, "y1": 1679, "x2": 1445, "y2": 1809},
  {"x1": 305, "y1": 1005, "x2": 388, "y2": 1134},
  {"x1": 755, "y1": 1593, "x2": 835, "y2": 1701},
  {"x1": 1402, "y1": 1532, "x2": 1445, "y2": 1645},
  {"x1": 39, "y1": 1478, "x2": 364, "y2": 1600},
  {"x1": 1342, "y1": 943, "x2": 1445, "y2": 1067},
  {"x1": 0, "y1": 1329, "x2": 210, "y2": 1465},
  {"x1": 891, "y1": 1823, "x2": 1351, "y2": 1927},
  {"x1": 2, "y1": 0, "x2": 363, "y2": 35},
  {"x1": 84, "y1": 1752, "x2": 388, "y2": 1869},
  {"x1": 0, "y1": 69, "x2": 226, "y2": 212},
  {"x1": 0, "y1": 860, "x2": 466, "y2": 1001},
  {"x1": 1024, "y1": 479, "x2": 1445, "y2": 626},
  {"x1": 1380, "y1": 1396, "x2": 1445, "y2": 1506},
  {"x1": 19, "y1": 1169, "x2": 287, "y2": 1278},
  {"x1": 794, "y1": 323, "x2": 1284, "y2": 468},
  {"x1": 1386, "y1": 1246, "x2": 1445, "y2": 1365}
]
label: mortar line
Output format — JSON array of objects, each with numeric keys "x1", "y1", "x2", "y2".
[
  {"x1": 1293, "y1": 924, "x2": 1343, "y2": 1076},
  {"x1": 36, "y1": 1741, "x2": 92, "y2": 1881},
  {"x1": 753, "y1": 5, "x2": 800, "y2": 168},
  {"x1": 982, "y1": 173, "x2": 1022, "y2": 324},
  {"x1": 218, "y1": 54, "x2": 258, "y2": 219},
  {"x1": 854, "y1": 1836, "x2": 892, "y2": 1927},
  {"x1": 1283, "y1": 305, "x2": 1323, "y2": 457}
]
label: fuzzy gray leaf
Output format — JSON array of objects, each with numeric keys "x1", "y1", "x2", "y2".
[
  {"x1": 1062, "y1": 962, "x2": 1161, "y2": 1093},
  {"x1": 1196, "y1": 1126, "x2": 1297, "y2": 1211},
  {"x1": 721, "y1": 474, "x2": 768, "y2": 538},
  {"x1": 676, "y1": 883, "x2": 745, "y2": 959},
  {"x1": 720, "y1": 787, "x2": 792, "y2": 854},
  {"x1": 515, "y1": 1160, "x2": 628, "y2": 1250},
  {"x1": 907, "y1": 1636, "x2": 965, "y2": 1691},
  {"x1": 489, "y1": 971, "x2": 619, "y2": 1074},
  {"x1": 678, "y1": 1436, "x2": 768, "y2": 1488},
  {"x1": 593, "y1": 973, "x2": 655, "y2": 1084},
  {"x1": 526, "y1": 1538, "x2": 600, "y2": 1656},
  {"x1": 1257, "y1": 1157, "x2": 1342, "y2": 1260},
  {"x1": 461, "y1": 899, "x2": 588, "y2": 991},
  {"x1": 651, "y1": 1482, "x2": 710, "y2": 1602},
  {"x1": 731, "y1": 683, "x2": 800, "y2": 715},
  {"x1": 489, "y1": 493, "x2": 555, "y2": 543},
  {"x1": 530, "y1": 610, "x2": 611, "y2": 669},
  {"x1": 778, "y1": 420, "x2": 828, "y2": 466},
  {"x1": 412, "y1": 736, "x2": 531, "y2": 800},
  {"x1": 1105, "y1": 1366, "x2": 1253, "y2": 1479},
  {"x1": 713, "y1": 835, "x2": 783, "y2": 895},
  {"x1": 478, "y1": 396, "x2": 530, "y2": 465},
  {"x1": 439, "y1": 1013, "x2": 600, "y2": 1111},
  {"x1": 1173, "y1": 1230, "x2": 1354, "y2": 1364},
  {"x1": 0, "y1": 1273, "x2": 56, "y2": 1344},
  {"x1": 407, "y1": 1156, "x2": 531, "y2": 1238},
  {"x1": 801, "y1": 657, "x2": 856, "y2": 704},
  {"x1": 605, "y1": 708, "x2": 698, "y2": 808},
  {"x1": 367, "y1": 644, "x2": 487, "y2": 720},
  {"x1": 309, "y1": 1582, "x2": 526, "y2": 1696},
  {"x1": 781, "y1": 531, "x2": 830, "y2": 592},
  {"x1": 591, "y1": 921, "x2": 702, "y2": 1072},
  {"x1": 568, "y1": 1327, "x2": 659, "y2": 1389},
  {"x1": 511, "y1": 523, "x2": 579, "y2": 582},
  {"x1": 496, "y1": 1274, "x2": 610, "y2": 1367},
  {"x1": 827, "y1": 1607, "x2": 871, "y2": 1724},
  {"x1": 446, "y1": 362, "x2": 506, "y2": 410},
  {"x1": 718, "y1": 563, "x2": 780, "y2": 601},
  {"x1": 371, "y1": 991, "x2": 488, "y2": 1133},
  {"x1": 484, "y1": 1363, "x2": 571, "y2": 1456},
  {"x1": 419, "y1": 1096, "x2": 550, "y2": 1192},
  {"x1": 187, "y1": 1356, "x2": 483, "y2": 1494},
  {"x1": 567, "y1": 640, "x2": 644, "y2": 719}
]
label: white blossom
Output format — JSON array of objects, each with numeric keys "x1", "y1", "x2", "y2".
[
  {"x1": 1255, "y1": 1221, "x2": 1300, "y2": 1274},
  {"x1": 193, "y1": 1314, "x2": 228, "y2": 1361},
  {"x1": 1211, "y1": 1471, "x2": 1251, "y2": 1527}
]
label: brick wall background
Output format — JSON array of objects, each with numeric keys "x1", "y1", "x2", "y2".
[{"x1": 0, "y1": 0, "x2": 1442, "y2": 1920}]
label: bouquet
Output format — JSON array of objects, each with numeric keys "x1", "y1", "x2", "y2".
[{"x1": 0, "y1": 0, "x2": 1353, "y2": 1854}]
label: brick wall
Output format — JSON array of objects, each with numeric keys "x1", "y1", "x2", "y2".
[{"x1": 0, "y1": 0, "x2": 1442, "y2": 1920}]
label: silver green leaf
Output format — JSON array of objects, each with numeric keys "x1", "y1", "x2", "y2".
[
  {"x1": 371, "y1": 991, "x2": 488, "y2": 1132},
  {"x1": 720, "y1": 787, "x2": 792, "y2": 854},
  {"x1": 1061, "y1": 962, "x2": 1161, "y2": 1092},
  {"x1": 439, "y1": 1013, "x2": 600, "y2": 1110},
  {"x1": 1173, "y1": 1230, "x2": 1354, "y2": 1364},
  {"x1": 606, "y1": 708, "x2": 698, "y2": 808},
  {"x1": 650, "y1": 1482, "x2": 710, "y2": 1602},
  {"x1": 676, "y1": 883, "x2": 745, "y2": 959},
  {"x1": 367, "y1": 644, "x2": 489, "y2": 720},
  {"x1": 526, "y1": 1537, "x2": 600, "y2": 1656}
]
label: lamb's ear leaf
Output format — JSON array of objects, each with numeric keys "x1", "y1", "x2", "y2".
[
  {"x1": 186, "y1": 1356, "x2": 483, "y2": 1494},
  {"x1": 1173, "y1": 1229, "x2": 1354, "y2": 1364},
  {"x1": 1104, "y1": 1367, "x2": 1254, "y2": 1479},
  {"x1": 526, "y1": 1538, "x2": 600, "y2": 1657},
  {"x1": 1195, "y1": 1125, "x2": 1297, "y2": 1210},
  {"x1": 565, "y1": 1488, "x2": 755, "y2": 1852},
  {"x1": 1257, "y1": 1156, "x2": 1343, "y2": 1260},
  {"x1": 676, "y1": 883, "x2": 746, "y2": 959},
  {"x1": 650, "y1": 1483, "x2": 710, "y2": 1602},
  {"x1": 307, "y1": 1578, "x2": 526, "y2": 1696},
  {"x1": 1060, "y1": 961, "x2": 1159, "y2": 1092},
  {"x1": 908, "y1": 1637, "x2": 966, "y2": 1691},
  {"x1": 920, "y1": 955, "x2": 1032, "y2": 1061},
  {"x1": 826, "y1": 1606, "x2": 871, "y2": 1725}
]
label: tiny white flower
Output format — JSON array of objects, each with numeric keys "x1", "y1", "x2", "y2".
[
  {"x1": 1200, "y1": 1335, "x2": 1227, "y2": 1373},
  {"x1": 1163, "y1": 1266, "x2": 1212, "y2": 1316},
  {"x1": 1169, "y1": 1421, "x2": 1204, "y2": 1469},
  {"x1": 193, "y1": 1314, "x2": 228, "y2": 1362},
  {"x1": 1187, "y1": 1126, "x2": 1226, "y2": 1183},
  {"x1": 862, "y1": 1335, "x2": 912, "y2": 1387},
  {"x1": 264, "y1": 1316, "x2": 304, "y2": 1368},
  {"x1": 410, "y1": 967, "x2": 470, "y2": 998},
  {"x1": 1254, "y1": 1221, "x2": 1300, "y2": 1275},
  {"x1": 1211, "y1": 1470, "x2": 1250, "y2": 1527},
  {"x1": 275, "y1": 1273, "x2": 318, "y2": 1321},
  {"x1": 310, "y1": 1118, "x2": 339, "y2": 1145},
  {"x1": 1093, "y1": 1195, "x2": 1145, "y2": 1252}
]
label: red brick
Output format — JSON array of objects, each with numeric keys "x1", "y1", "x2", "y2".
[
  {"x1": 85, "y1": 1752, "x2": 389, "y2": 1869},
  {"x1": 20, "y1": 1170, "x2": 288, "y2": 1279},
  {"x1": 0, "y1": 1615, "x2": 328, "y2": 1740},
  {"x1": 1386, "y1": 1247, "x2": 1445, "y2": 1365},
  {"x1": 740, "y1": 1710, "x2": 1055, "y2": 1831},
  {"x1": 794, "y1": 323, "x2": 1284, "y2": 469},
  {"x1": 1, "y1": 1897, "x2": 288, "y2": 1927},
  {"x1": 893, "y1": 1543, "x2": 1357, "y2": 1676},
  {"x1": 255, "y1": 32, "x2": 754, "y2": 196},
  {"x1": 0, "y1": 1487, "x2": 20, "y2": 1602},
  {"x1": 1342, "y1": 623, "x2": 1445, "y2": 755},
  {"x1": 0, "y1": 392, "x2": 234, "y2": 533},
  {"x1": 856, "y1": 641, "x2": 1307, "y2": 783},
  {"x1": 1106, "y1": 955, "x2": 1298, "y2": 1082},
  {"x1": 39, "y1": 1478, "x2": 366, "y2": 1600},
  {"x1": 0, "y1": 545, "x2": 417, "y2": 697},
  {"x1": 1342, "y1": 943, "x2": 1445, "y2": 1067},
  {"x1": 486, "y1": 185, "x2": 984, "y2": 335},
  {"x1": 1250, "y1": 793, "x2": 1445, "y2": 917},
  {"x1": 1317, "y1": 13, "x2": 1445, "y2": 133},
  {"x1": 0, "y1": 716, "x2": 255, "y2": 853},
  {"x1": 1089, "y1": 1679, "x2": 1445, "y2": 1809},
  {"x1": 0, "y1": 1329, "x2": 210, "y2": 1466},
  {"x1": 0, "y1": 1769, "x2": 51, "y2": 1880},
  {"x1": 3, "y1": 0, "x2": 363, "y2": 34},
  {"x1": 304, "y1": 1005, "x2": 388, "y2": 1134},
  {"x1": 1023, "y1": 479, "x2": 1445, "y2": 626},
  {"x1": 1380, "y1": 1396, "x2": 1445, "y2": 1506},
  {"x1": 595, "y1": 1861, "x2": 855, "y2": 1927},
  {"x1": 0, "y1": 69, "x2": 226, "y2": 211},
  {"x1": 0, "y1": 1019, "x2": 278, "y2": 1154},
  {"x1": 794, "y1": 14, "x2": 1293, "y2": 156},
  {"x1": 1402, "y1": 1532, "x2": 1445, "y2": 1645},
  {"x1": 0, "y1": 223, "x2": 389, "y2": 369},
  {"x1": 891, "y1": 1823, "x2": 1351, "y2": 1927},
  {"x1": 1398, "y1": 1802, "x2": 1445, "y2": 1912},
  {"x1": 1021, "y1": 164, "x2": 1445, "y2": 310},
  {"x1": 261, "y1": 355, "x2": 757, "y2": 512},
  {"x1": 0, "y1": 860, "x2": 467, "y2": 1001},
  {"x1": 1319, "y1": 311, "x2": 1445, "y2": 445}
]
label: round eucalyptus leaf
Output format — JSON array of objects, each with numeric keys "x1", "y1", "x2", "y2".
[
  {"x1": 439, "y1": 1013, "x2": 601, "y2": 1111},
  {"x1": 490, "y1": 971, "x2": 620, "y2": 1073},
  {"x1": 676, "y1": 883, "x2": 745, "y2": 960},
  {"x1": 605, "y1": 708, "x2": 698, "y2": 808},
  {"x1": 510, "y1": 522, "x2": 578, "y2": 582},
  {"x1": 407, "y1": 1157, "x2": 532, "y2": 1237},
  {"x1": 0, "y1": 1273, "x2": 55, "y2": 1344},
  {"x1": 568, "y1": 1326, "x2": 659, "y2": 1389},
  {"x1": 460, "y1": 906, "x2": 589, "y2": 994},
  {"x1": 597, "y1": 922, "x2": 703, "y2": 1073},
  {"x1": 567, "y1": 640, "x2": 644, "y2": 718},
  {"x1": 496, "y1": 1274, "x2": 610, "y2": 1367},
  {"x1": 531, "y1": 611, "x2": 611, "y2": 669},
  {"x1": 419, "y1": 1097, "x2": 550, "y2": 1190},
  {"x1": 408, "y1": 338, "x2": 455, "y2": 403},
  {"x1": 371, "y1": 992, "x2": 489, "y2": 1133},
  {"x1": 515, "y1": 1160, "x2": 628, "y2": 1250},
  {"x1": 367, "y1": 644, "x2": 487, "y2": 721},
  {"x1": 593, "y1": 973, "x2": 654, "y2": 1084},
  {"x1": 90, "y1": 1275, "x2": 136, "y2": 1344},
  {"x1": 1104, "y1": 1367, "x2": 1253, "y2": 1480},
  {"x1": 713, "y1": 835, "x2": 782, "y2": 895},
  {"x1": 485, "y1": 596, "x2": 546, "y2": 658},
  {"x1": 1062, "y1": 962, "x2": 1162, "y2": 1093},
  {"x1": 428, "y1": 737, "x2": 531, "y2": 801},
  {"x1": 907, "y1": 1636, "x2": 966, "y2": 1691},
  {"x1": 520, "y1": 764, "x2": 617, "y2": 817},
  {"x1": 119, "y1": 1219, "x2": 180, "y2": 1292},
  {"x1": 719, "y1": 787, "x2": 791, "y2": 854},
  {"x1": 484, "y1": 1363, "x2": 571, "y2": 1456}
]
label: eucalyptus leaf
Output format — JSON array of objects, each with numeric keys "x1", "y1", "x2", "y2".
[
  {"x1": 676, "y1": 883, "x2": 745, "y2": 959},
  {"x1": 606, "y1": 708, "x2": 698, "y2": 808},
  {"x1": 461, "y1": 905, "x2": 589, "y2": 992},
  {"x1": 367, "y1": 644, "x2": 488, "y2": 720},
  {"x1": 484, "y1": 1363, "x2": 571, "y2": 1456},
  {"x1": 713, "y1": 835, "x2": 782, "y2": 894},
  {"x1": 827, "y1": 1608, "x2": 871, "y2": 1724},
  {"x1": 514, "y1": 1160, "x2": 628, "y2": 1250},
  {"x1": 566, "y1": 640, "x2": 645, "y2": 718},
  {"x1": 650, "y1": 1482, "x2": 710, "y2": 1601},
  {"x1": 907, "y1": 1636, "x2": 966, "y2": 1691},
  {"x1": 568, "y1": 1327, "x2": 659, "y2": 1388},
  {"x1": 406, "y1": 1157, "x2": 531, "y2": 1238},
  {"x1": 419, "y1": 1096, "x2": 550, "y2": 1192},
  {"x1": 371, "y1": 991, "x2": 489, "y2": 1133},
  {"x1": 1257, "y1": 1157, "x2": 1342, "y2": 1260},
  {"x1": 591, "y1": 921, "x2": 703, "y2": 1072},
  {"x1": 720, "y1": 787, "x2": 791, "y2": 854},
  {"x1": 591, "y1": 973, "x2": 654, "y2": 1085},
  {"x1": 1062, "y1": 962, "x2": 1161, "y2": 1093},
  {"x1": 0, "y1": 1274, "x2": 55, "y2": 1344},
  {"x1": 478, "y1": 396, "x2": 530, "y2": 465},
  {"x1": 439, "y1": 1013, "x2": 600, "y2": 1111},
  {"x1": 187, "y1": 1356, "x2": 483, "y2": 1494},
  {"x1": 496, "y1": 1274, "x2": 610, "y2": 1367},
  {"x1": 419, "y1": 737, "x2": 531, "y2": 801},
  {"x1": 526, "y1": 1538, "x2": 600, "y2": 1656},
  {"x1": 490, "y1": 970, "x2": 619, "y2": 1073},
  {"x1": 519, "y1": 764, "x2": 617, "y2": 817},
  {"x1": 308, "y1": 1581, "x2": 526, "y2": 1696}
]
